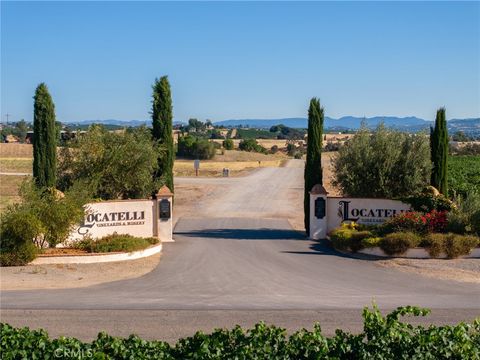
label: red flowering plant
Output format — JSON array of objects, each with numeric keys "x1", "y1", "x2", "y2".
[
  {"x1": 379, "y1": 210, "x2": 449, "y2": 235},
  {"x1": 423, "y1": 210, "x2": 448, "y2": 233},
  {"x1": 379, "y1": 211, "x2": 426, "y2": 234}
]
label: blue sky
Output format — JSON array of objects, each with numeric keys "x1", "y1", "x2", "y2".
[{"x1": 1, "y1": 1, "x2": 479, "y2": 123}]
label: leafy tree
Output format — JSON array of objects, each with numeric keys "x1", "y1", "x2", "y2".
[
  {"x1": 304, "y1": 98, "x2": 324, "y2": 235},
  {"x1": 238, "y1": 138, "x2": 267, "y2": 153},
  {"x1": 270, "y1": 124, "x2": 288, "y2": 133},
  {"x1": 430, "y1": 108, "x2": 449, "y2": 195},
  {"x1": 58, "y1": 125, "x2": 161, "y2": 200},
  {"x1": 187, "y1": 118, "x2": 206, "y2": 133},
  {"x1": 20, "y1": 179, "x2": 91, "y2": 248},
  {"x1": 209, "y1": 129, "x2": 225, "y2": 139},
  {"x1": 0, "y1": 120, "x2": 31, "y2": 143},
  {"x1": 0, "y1": 178, "x2": 91, "y2": 261},
  {"x1": 451, "y1": 131, "x2": 470, "y2": 142},
  {"x1": 332, "y1": 124, "x2": 431, "y2": 198},
  {"x1": 152, "y1": 76, "x2": 174, "y2": 193},
  {"x1": 223, "y1": 138, "x2": 234, "y2": 150},
  {"x1": 177, "y1": 135, "x2": 215, "y2": 159},
  {"x1": 33, "y1": 83, "x2": 57, "y2": 188},
  {"x1": 15, "y1": 120, "x2": 29, "y2": 142}
]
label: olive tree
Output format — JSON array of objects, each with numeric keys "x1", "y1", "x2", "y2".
[
  {"x1": 58, "y1": 125, "x2": 161, "y2": 200},
  {"x1": 332, "y1": 124, "x2": 431, "y2": 198}
]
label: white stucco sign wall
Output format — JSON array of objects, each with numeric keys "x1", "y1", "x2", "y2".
[
  {"x1": 68, "y1": 200, "x2": 156, "y2": 242},
  {"x1": 326, "y1": 197, "x2": 411, "y2": 232}
]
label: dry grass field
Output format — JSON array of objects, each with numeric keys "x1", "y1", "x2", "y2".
[
  {"x1": 0, "y1": 143, "x2": 33, "y2": 158},
  {"x1": 175, "y1": 149, "x2": 288, "y2": 177},
  {"x1": 0, "y1": 175, "x2": 27, "y2": 211},
  {"x1": 0, "y1": 158, "x2": 32, "y2": 173},
  {"x1": 210, "y1": 139, "x2": 301, "y2": 150},
  {"x1": 174, "y1": 159, "x2": 286, "y2": 177}
]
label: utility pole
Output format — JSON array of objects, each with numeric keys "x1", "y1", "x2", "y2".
[{"x1": 5, "y1": 113, "x2": 11, "y2": 124}]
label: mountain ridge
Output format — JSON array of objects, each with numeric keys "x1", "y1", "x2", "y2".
[{"x1": 63, "y1": 116, "x2": 480, "y2": 134}]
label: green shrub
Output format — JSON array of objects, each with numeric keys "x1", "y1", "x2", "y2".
[
  {"x1": 422, "y1": 233, "x2": 446, "y2": 258},
  {"x1": 405, "y1": 187, "x2": 453, "y2": 212},
  {"x1": 2, "y1": 306, "x2": 480, "y2": 359},
  {"x1": 332, "y1": 124, "x2": 431, "y2": 198},
  {"x1": 379, "y1": 211, "x2": 427, "y2": 235},
  {"x1": 0, "y1": 205, "x2": 42, "y2": 266},
  {"x1": 19, "y1": 179, "x2": 91, "y2": 248},
  {"x1": 238, "y1": 138, "x2": 267, "y2": 153},
  {"x1": 58, "y1": 125, "x2": 161, "y2": 200},
  {"x1": 445, "y1": 235, "x2": 480, "y2": 259},
  {"x1": 223, "y1": 138, "x2": 234, "y2": 150},
  {"x1": 0, "y1": 243, "x2": 38, "y2": 267},
  {"x1": 73, "y1": 233, "x2": 159, "y2": 253},
  {"x1": 177, "y1": 135, "x2": 216, "y2": 159},
  {"x1": 0, "y1": 179, "x2": 91, "y2": 263},
  {"x1": 423, "y1": 233, "x2": 479, "y2": 259},
  {"x1": 447, "y1": 192, "x2": 480, "y2": 235},
  {"x1": 379, "y1": 232, "x2": 421, "y2": 256},
  {"x1": 361, "y1": 237, "x2": 382, "y2": 248},
  {"x1": 329, "y1": 227, "x2": 373, "y2": 252},
  {"x1": 448, "y1": 155, "x2": 480, "y2": 198}
]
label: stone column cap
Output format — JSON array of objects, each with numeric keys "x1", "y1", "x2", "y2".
[
  {"x1": 310, "y1": 184, "x2": 328, "y2": 195},
  {"x1": 156, "y1": 185, "x2": 174, "y2": 198}
]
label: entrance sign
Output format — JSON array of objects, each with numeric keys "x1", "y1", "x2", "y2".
[
  {"x1": 71, "y1": 200, "x2": 154, "y2": 242},
  {"x1": 67, "y1": 186, "x2": 174, "y2": 245},
  {"x1": 327, "y1": 197, "x2": 410, "y2": 231},
  {"x1": 309, "y1": 184, "x2": 411, "y2": 240}
]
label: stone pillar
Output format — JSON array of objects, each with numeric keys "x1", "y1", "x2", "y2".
[
  {"x1": 309, "y1": 184, "x2": 328, "y2": 240},
  {"x1": 155, "y1": 186, "x2": 174, "y2": 242}
]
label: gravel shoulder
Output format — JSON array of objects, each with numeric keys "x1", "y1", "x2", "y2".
[
  {"x1": 376, "y1": 258, "x2": 480, "y2": 284},
  {"x1": 0, "y1": 253, "x2": 161, "y2": 291}
]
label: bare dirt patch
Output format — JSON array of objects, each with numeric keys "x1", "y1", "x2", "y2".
[
  {"x1": 376, "y1": 258, "x2": 480, "y2": 284},
  {"x1": 0, "y1": 253, "x2": 161, "y2": 290}
]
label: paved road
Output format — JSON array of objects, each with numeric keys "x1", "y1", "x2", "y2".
[{"x1": 1, "y1": 160, "x2": 479, "y2": 340}]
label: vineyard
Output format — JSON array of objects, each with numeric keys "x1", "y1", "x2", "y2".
[{"x1": 449, "y1": 155, "x2": 480, "y2": 197}]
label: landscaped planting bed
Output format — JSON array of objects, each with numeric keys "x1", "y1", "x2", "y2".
[
  {"x1": 1, "y1": 306, "x2": 479, "y2": 359},
  {"x1": 328, "y1": 189, "x2": 480, "y2": 258},
  {"x1": 71, "y1": 233, "x2": 159, "y2": 254}
]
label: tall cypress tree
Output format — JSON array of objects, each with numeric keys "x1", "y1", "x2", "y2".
[
  {"x1": 304, "y1": 98, "x2": 324, "y2": 235},
  {"x1": 33, "y1": 83, "x2": 57, "y2": 188},
  {"x1": 430, "y1": 107, "x2": 448, "y2": 195},
  {"x1": 151, "y1": 76, "x2": 174, "y2": 193}
]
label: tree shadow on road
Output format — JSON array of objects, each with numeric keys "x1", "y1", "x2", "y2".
[
  {"x1": 175, "y1": 228, "x2": 307, "y2": 241},
  {"x1": 282, "y1": 239, "x2": 384, "y2": 260}
]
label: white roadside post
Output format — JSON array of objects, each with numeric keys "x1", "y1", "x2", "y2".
[
  {"x1": 309, "y1": 184, "x2": 328, "y2": 240},
  {"x1": 155, "y1": 185, "x2": 174, "y2": 242}
]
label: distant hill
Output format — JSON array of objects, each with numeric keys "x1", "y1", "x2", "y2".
[
  {"x1": 64, "y1": 119, "x2": 150, "y2": 127},
  {"x1": 64, "y1": 117, "x2": 480, "y2": 136},
  {"x1": 214, "y1": 116, "x2": 480, "y2": 133}
]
